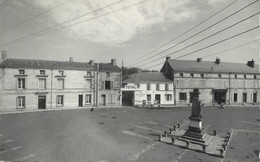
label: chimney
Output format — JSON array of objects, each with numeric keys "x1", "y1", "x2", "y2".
[
  {"x1": 89, "y1": 60, "x2": 94, "y2": 65},
  {"x1": 197, "y1": 58, "x2": 202, "y2": 62},
  {"x1": 166, "y1": 56, "x2": 171, "y2": 61},
  {"x1": 1, "y1": 51, "x2": 7, "y2": 60},
  {"x1": 111, "y1": 59, "x2": 116, "y2": 66},
  {"x1": 247, "y1": 59, "x2": 255, "y2": 68},
  {"x1": 69, "y1": 57, "x2": 73, "y2": 62},
  {"x1": 215, "y1": 57, "x2": 220, "y2": 64}
]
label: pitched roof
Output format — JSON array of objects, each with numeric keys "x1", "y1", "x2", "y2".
[
  {"x1": 0, "y1": 58, "x2": 95, "y2": 70},
  {"x1": 96, "y1": 63, "x2": 121, "y2": 72},
  {"x1": 123, "y1": 72, "x2": 172, "y2": 83},
  {"x1": 166, "y1": 59, "x2": 259, "y2": 74}
]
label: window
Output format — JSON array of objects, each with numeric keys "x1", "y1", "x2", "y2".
[
  {"x1": 40, "y1": 70, "x2": 45, "y2": 75},
  {"x1": 201, "y1": 74, "x2": 204, "y2": 78},
  {"x1": 180, "y1": 73, "x2": 184, "y2": 77},
  {"x1": 165, "y1": 84, "x2": 169, "y2": 91},
  {"x1": 137, "y1": 83, "x2": 140, "y2": 88},
  {"x1": 254, "y1": 75, "x2": 257, "y2": 79},
  {"x1": 39, "y1": 78, "x2": 46, "y2": 89},
  {"x1": 18, "y1": 78, "x2": 25, "y2": 89},
  {"x1": 156, "y1": 84, "x2": 160, "y2": 90},
  {"x1": 234, "y1": 93, "x2": 237, "y2": 102},
  {"x1": 147, "y1": 94, "x2": 151, "y2": 102},
  {"x1": 57, "y1": 79, "x2": 64, "y2": 89},
  {"x1": 253, "y1": 93, "x2": 257, "y2": 103},
  {"x1": 85, "y1": 94, "x2": 91, "y2": 104},
  {"x1": 179, "y1": 92, "x2": 187, "y2": 100},
  {"x1": 57, "y1": 95, "x2": 64, "y2": 106},
  {"x1": 17, "y1": 96, "x2": 25, "y2": 108},
  {"x1": 190, "y1": 73, "x2": 194, "y2": 78},
  {"x1": 86, "y1": 79, "x2": 91, "y2": 89},
  {"x1": 87, "y1": 71, "x2": 92, "y2": 76},
  {"x1": 165, "y1": 94, "x2": 172, "y2": 101},
  {"x1": 147, "y1": 83, "x2": 151, "y2": 90},
  {"x1": 106, "y1": 72, "x2": 110, "y2": 77},
  {"x1": 243, "y1": 93, "x2": 247, "y2": 103},
  {"x1": 234, "y1": 74, "x2": 237, "y2": 79},
  {"x1": 58, "y1": 70, "x2": 64, "y2": 76},
  {"x1": 19, "y1": 69, "x2": 25, "y2": 75},
  {"x1": 244, "y1": 75, "x2": 246, "y2": 79},
  {"x1": 105, "y1": 81, "x2": 113, "y2": 90},
  {"x1": 218, "y1": 74, "x2": 222, "y2": 78}
]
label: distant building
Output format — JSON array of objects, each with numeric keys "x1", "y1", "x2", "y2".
[
  {"x1": 0, "y1": 52, "x2": 121, "y2": 111},
  {"x1": 122, "y1": 72, "x2": 174, "y2": 107},
  {"x1": 161, "y1": 57, "x2": 260, "y2": 106}
]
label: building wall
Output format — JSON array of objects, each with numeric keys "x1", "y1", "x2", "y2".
[
  {"x1": 98, "y1": 71, "x2": 121, "y2": 106},
  {"x1": 122, "y1": 82, "x2": 174, "y2": 106},
  {"x1": 0, "y1": 68, "x2": 96, "y2": 111},
  {"x1": 173, "y1": 72, "x2": 260, "y2": 105}
]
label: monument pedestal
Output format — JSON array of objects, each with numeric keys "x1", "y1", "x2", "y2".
[{"x1": 180, "y1": 89, "x2": 207, "y2": 144}]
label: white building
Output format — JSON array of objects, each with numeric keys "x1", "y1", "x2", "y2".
[{"x1": 122, "y1": 72, "x2": 174, "y2": 107}]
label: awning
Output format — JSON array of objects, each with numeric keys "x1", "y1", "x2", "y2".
[{"x1": 212, "y1": 89, "x2": 228, "y2": 93}]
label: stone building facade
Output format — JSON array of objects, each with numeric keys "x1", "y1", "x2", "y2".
[
  {"x1": 161, "y1": 57, "x2": 260, "y2": 106},
  {"x1": 0, "y1": 53, "x2": 121, "y2": 111}
]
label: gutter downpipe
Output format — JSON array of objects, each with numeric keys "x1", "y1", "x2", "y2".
[
  {"x1": 228, "y1": 72, "x2": 231, "y2": 105},
  {"x1": 96, "y1": 64, "x2": 99, "y2": 107},
  {"x1": 50, "y1": 68, "x2": 53, "y2": 109}
]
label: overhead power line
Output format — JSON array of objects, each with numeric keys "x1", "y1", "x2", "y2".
[
  {"x1": 138, "y1": 11, "x2": 260, "y2": 68},
  {"x1": 0, "y1": 0, "x2": 151, "y2": 48},
  {"x1": 142, "y1": 25, "x2": 259, "y2": 69},
  {"x1": 0, "y1": 0, "x2": 72, "y2": 34},
  {"x1": 201, "y1": 38, "x2": 260, "y2": 59},
  {"x1": 0, "y1": 0, "x2": 13, "y2": 9},
  {"x1": 127, "y1": 0, "x2": 259, "y2": 67},
  {"x1": 124, "y1": 0, "x2": 239, "y2": 66}
]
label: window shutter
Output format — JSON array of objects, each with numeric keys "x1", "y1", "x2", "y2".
[
  {"x1": 101, "y1": 81, "x2": 105, "y2": 90},
  {"x1": 111, "y1": 81, "x2": 114, "y2": 90},
  {"x1": 23, "y1": 79, "x2": 25, "y2": 88}
]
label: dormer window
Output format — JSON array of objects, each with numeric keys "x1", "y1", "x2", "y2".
[
  {"x1": 19, "y1": 69, "x2": 25, "y2": 75},
  {"x1": 40, "y1": 70, "x2": 45, "y2": 75},
  {"x1": 58, "y1": 70, "x2": 64, "y2": 76}
]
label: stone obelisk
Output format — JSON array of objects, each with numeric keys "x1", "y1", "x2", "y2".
[{"x1": 181, "y1": 88, "x2": 206, "y2": 143}]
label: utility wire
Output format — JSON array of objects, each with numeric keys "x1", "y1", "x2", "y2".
[
  {"x1": 138, "y1": 11, "x2": 260, "y2": 67},
  {"x1": 124, "y1": 0, "x2": 239, "y2": 66},
  {"x1": 0, "y1": 0, "x2": 13, "y2": 9},
  {"x1": 141, "y1": 25, "x2": 259, "y2": 69},
  {"x1": 0, "y1": 0, "x2": 72, "y2": 34},
  {"x1": 201, "y1": 38, "x2": 260, "y2": 59},
  {"x1": 127, "y1": 0, "x2": 259, "y2": 67},
  {"x1": 0, "y1": 0, "x2": 151, "y2": 47}
]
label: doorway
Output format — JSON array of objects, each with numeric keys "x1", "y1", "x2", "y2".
[
  {"x1": 101, "y1": 94, "x2": 106, "y2": 106},
  {"x1": 214, "y1": 92, "x2": 226, "y2": 104},
  {"x1": 122, "y1": 91, "x2": 134, "y2": 106},
  {"x1": 155, "y1": 94, "x2": 161, "y2": 104},
  {"x1": 38, "y1": 96, "x2": 46, "y2": 109},
  {"x1": 78, "y1": 95, "x2": 83, "y2": 107}
]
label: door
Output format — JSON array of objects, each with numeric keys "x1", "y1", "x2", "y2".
[
  {"x1": 214, "y1": 92, "x2": 226, "y2": 104},
  {"x1": 101, "y1": 94, "x2": 106, "y2": 106},
  {"x1": 78, "y1": 95, "x2": 83, "y2": 107},
  {"x1": 155, "y1": 94, "x2": 161, "y2": 104},
  {"x1": 38, "y1": 96, "x2": 46, "y2": 109}
]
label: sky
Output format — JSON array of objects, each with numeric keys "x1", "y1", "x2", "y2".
[{"x1": 0, "y1": 0, "x2": 259, "y2": 70}]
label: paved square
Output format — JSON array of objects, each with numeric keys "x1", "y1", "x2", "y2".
[{"x1": 0, "y1": 106, "x2": 259, "y2": 161}]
